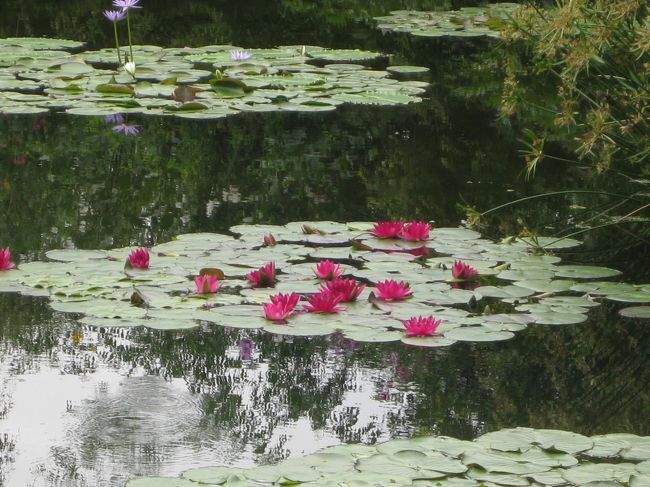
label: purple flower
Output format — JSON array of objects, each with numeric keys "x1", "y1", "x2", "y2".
[
  {"x1": 112, "y1": 123, "x2": 140, "y2": 136},
  {"x1": 112, "y1": 0, "x2": 142, "y2": 11},
  {"x1": 103, "y1": 9, "x2": 126, "y2": 22},
  {"x1": 230, "y1": 50, "x2": 252, "y2": 62},
  {"x1": 104, "y1": 114, "x2": 125, "y2": 124}
]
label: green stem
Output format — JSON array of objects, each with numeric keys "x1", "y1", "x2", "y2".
[
  {"x1": 479, "y1": 190, "x2": 647, "y2": 217},
  {"x1": 126, "y1": 10, "x2": 134, "y2": 63},
  {"x1": 112, "y1": 22, "x2": 122, "y2": 66}
]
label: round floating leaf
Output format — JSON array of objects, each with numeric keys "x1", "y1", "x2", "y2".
[
  {"x1": 619, "y1": 306, "x2": 650, "y2": 319},
  {"x1": 561, "y1": 462, "x2": 638, "y2": 484},
  {"x1": 606, "y1": 291, "x2": 650, "y2": 303},
  {"x1": 554, "y1": 265, "x2": 621, "y2": 279}
]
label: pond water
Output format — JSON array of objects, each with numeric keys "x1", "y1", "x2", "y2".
[{"x1": 1, "y1": 1, "x2": 649, "y2": 486}]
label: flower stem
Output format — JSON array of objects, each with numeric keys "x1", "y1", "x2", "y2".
[
  {"x1": 126, "y1": 10, "x2": 134, "y2": 63},
  {"x1": 112, "y1": 23, "x2": 122, "y2": 66}
]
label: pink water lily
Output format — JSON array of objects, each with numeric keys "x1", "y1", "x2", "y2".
[
  {"x1": 320, "y1": 278, "x2": 365, "y2": 302},
  {"x1": 0, "y1": 248, "x2": 16, "y2": 271},
  {"x1": 263, "y1": 234, "x2": 276, "y2": 247},
  {"x1": 399, "y1": 221, "x2": 431, "y2": 241},
  {"x1": 451, "y1": 260, "x2": 479, "y2": 281},
  {"x1": 247, "y1": 261, "x2": 276, "y2": 288},
  {"x1": 127, "y1": 247, "x2": 149, "y2": 269},
  {"x1": 403, "y1": 316, "x2": 441, "y2": 337},
  {"x1": 314, "y1": 260, "x2": 343, "y2": 280},
  {"x1": 304, "y1": 291, "x2": 345, "y2": 313},
  {"x1": 194, "y1": 274, "x2": 219, "y2": 294},
  {"x1": 373, "y1": 279, "x2": 412, "y2": 301},
  {"x1": 371, "y1": 221, "x2": 404, "y2": 238},
  {"x1": 263, "y1": 292, "x2": 300, "y2": 321}
]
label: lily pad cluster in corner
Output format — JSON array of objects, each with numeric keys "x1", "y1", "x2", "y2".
[
  {"x1": 0, "y1": 38, "x2": 428, "y2": 118},
  {"x1": 374, "y1": 3, "x2": 520, "y2": 40},
  {"x1": 125, "y1": 427, "x2": 650, "y2": 486},
  {"x1": 0, "y1": 221, "x2": 647, "y2": 345}
]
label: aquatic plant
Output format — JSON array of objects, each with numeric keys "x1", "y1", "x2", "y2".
[
  {"x1": 399, "y1": 221, "x2": 431, "y2": 241},
  {"x1": 0, "y1": 248, "x2": 15, "y2": 270},
  {"x1": 372, "y1": 279, "x2": 412, "y2": 301},
  {"x1": 194, "y1": 274, "x2": 219, "y2": 294},
  {"x1": 452, "y1": 259, "x2": 479, "y2": 281},
  {"x1": 313, "y1": 260, "x2": 343, "y2": 280},
  {"x1": 230, "y1": 49, "x2": 252, "y2": 62},
  {"x1": 103, "y1": 9, "x2": 126, "y2": 65},
  {"x1": 320, "y1": 278, "x2": 365, "y2": 302},
  {"x1": 403, "y1": 316, "x2": 441, "y2": 337},
  {"x1": 305, "y1": 291, "x2": 345, "y2": 313},
  {"x1": 247, "y1": 261, "x2": 276, "y2": 288},
  {"x1": 371, "y1": 221, "x2": 404, "y2": 238},
  {"x1": 112, "y1": 123, "x2": 139, "y2": 136},
  {"x1": 263, "y1": 234, "x2": 276, "y2": 247},
  {"x1": 112, "y1": 0, "x2": 141, "y2": 64},
  {"x1": 127, "y1": 247, "x2": 149, "y2": 269},
  {"x1": 263, "y1": 292, "x2": 300, "y2": 322}
]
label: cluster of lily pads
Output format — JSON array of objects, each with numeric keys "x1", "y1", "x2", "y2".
[
  {"x1": 1, "y1": 221, "x2": 650, "y2": 347},
  {"x1": 0, "y1": 37, "x2": 429, "y2": 119},
  {"x1": 374, "y1": 2, "x2": 520, "y2": 39},
  {"x1": 125, "y1": 427, "x2": 650, "y2": 486}
]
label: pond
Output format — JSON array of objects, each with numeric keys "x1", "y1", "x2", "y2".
[{"x1": 1, "y1": 1, "x2": 649, "y2": 486}]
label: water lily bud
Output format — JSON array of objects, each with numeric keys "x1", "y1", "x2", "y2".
[{"x1": 124, "y1": 61, "x2": 136, "y2": 77}]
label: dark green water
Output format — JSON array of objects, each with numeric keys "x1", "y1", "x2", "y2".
[{"x1": 1, "y1": 1, "x2": 649, "y2": 486}]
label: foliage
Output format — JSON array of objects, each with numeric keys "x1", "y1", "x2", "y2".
[{"x1": 499, "y1": 0, "x2": 649, "y2": 175}]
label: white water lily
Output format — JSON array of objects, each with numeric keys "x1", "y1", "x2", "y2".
[{"x1": 124, "y1": 61, "x2": 136, "y2": 77}]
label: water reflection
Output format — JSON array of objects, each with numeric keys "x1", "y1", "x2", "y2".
[{"x1": 0, "y1": 293, "x2": 648, "y2": 486}]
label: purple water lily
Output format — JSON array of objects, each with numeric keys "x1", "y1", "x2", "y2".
[
  {"x1": 103, "y1": 9, "x2": 126, "y2": 22},
  {"x1": 230, "y1": 50, "x2": 252, "y2": 62},
  {"x1": 112, "y1": 123, "x2": 140, "y2": 136},
  {"x1": 112, "y1": 0, "x2": 141, "y2": 11},
  {"x1": 104, "y1": 114, "x2": 125, "y2": 125}
]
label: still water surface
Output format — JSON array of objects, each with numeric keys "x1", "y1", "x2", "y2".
[{"x1": 1, "y1": 1, "x2": 649, "y2": 486}]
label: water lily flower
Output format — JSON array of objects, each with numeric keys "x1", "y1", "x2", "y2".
[
  {"x1": 104, "y1": 114, "x2": 125, "y2": 124},
  {"x1": 194, "y1": 274, "x2": 219, "y2": 294},
  {"x1": 320, "y1": 278, "x2": 365, "y2": 302},
  {"x1": 127, "y1": 247, "x2": 149, "y2": 269},
  {"x1": 112, "y1": 123, "x2": 140, "y2": 136},
  {"x1": 402, "y1": 316, "x2": 441, "y2": 337},
  {"x1": 103, "y1": 9, "x2": 126, "y2": 22},
  {"x1": 263, "y1": 234, "x2": 276, "y2": 247},
  {"x1": 230, "y1": 50, "x2": 252, "y2": 62},
  {"x1": 112, "y1": 0, "x2": 142, "y2": 10},
  {"x1": 304, "y1": 291, "x2": 345, "y2": 313},
  {"x1": 371, "y1": 221, "x2": 404, "y2": 238},
  {"x1": 247, "y1": 261, "x2": 276, "y2": 287},
  {"x1": 124, "y1": 61, "x2": 136, "y2": 77},
  {"x1": 451, "y1": 260, "x2": 479, "y2": 281},
  {"x1": 314, "y1": 260, "x2": 343, "y2": 280},
  {"x1": 399, "y1": 221, "x2": 431, "y2": 241},
  {"x1": 0, "y1": 248, "x2": 16, "y2": 271},
  {"x1": 372, "y1": 279, "x2": 412, "y2": 301},
  {"x1": 263, "y1": 292, "x2": 300, "y2": 322}
]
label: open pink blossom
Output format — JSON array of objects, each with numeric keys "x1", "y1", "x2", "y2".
[
  {"x1": 263, "y1": 234, "x2": 276, "y2": 247},
  {"x1": 263, "y1": 292, "x2": 300, "y2": 321},
  {"x1": 399, "y1": 221, "x2": 431, "y2": 241},
  {"x1": 314, "y1": 260, "x2": 343, "y2": 280},
  {"x1": 128, "y1": 247, "x2": 149, "y2": 269},
  {"x1": 247, "y1": 261, "x2": 276, "y2": 288},
  {"x1": 304, "y1": 291, "x2": 345, "y2": 313},
  {"x1": 372, "y1": 279, "x2": 412, "y2": 301},
  {"x1": 451, "y1": 260, "x2": 479, "y2": 281},
  {"x1": 403, "y1": 316, "x2": 441, "y2": 337},
  {"x1": 194, "y1": 274, "x2": 219, "y2": 294},
  {"x1": 320, "y1": 279, "x2": 365, "y2": 302},
  {"x1": 0, "y1": 248, "x2": 16, "y2": 271},
  {"x1": 371, "y1": 221, "x2": 404, "y2": 238}
]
